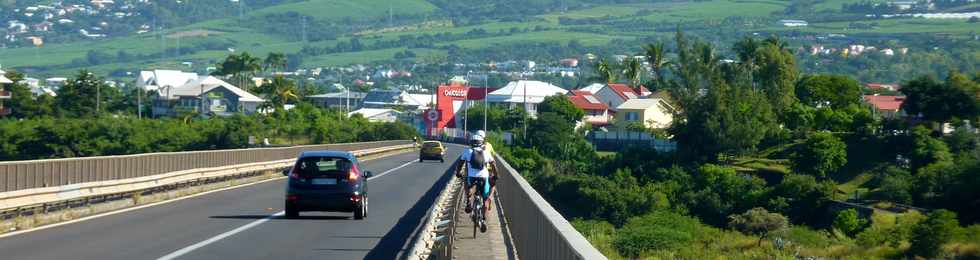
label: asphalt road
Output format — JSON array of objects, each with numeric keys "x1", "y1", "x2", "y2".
[{"x1": 0, "y1": 146, "x2": 463, "y2": 260}]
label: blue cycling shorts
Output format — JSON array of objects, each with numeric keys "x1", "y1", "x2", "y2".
[{"x1": 466, "y1": 176, "x2": 490, "y2": 198}]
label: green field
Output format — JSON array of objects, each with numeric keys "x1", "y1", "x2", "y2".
[
  {"x1": 772, "y1": 17, "x2": 979, "y2": 34},
  {"x1": 1, "y1": 0, "x2": 976, "y2": 77}
]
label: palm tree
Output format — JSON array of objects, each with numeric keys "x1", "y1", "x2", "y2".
[
  {"x1": 258, "y1": 76, "x2": 300, "y2": 114},
  {"x1": 623, "y1": 57, "x2": 645, "y2": 92},
  {"x1": 764, "y1": 36, "x2": 788, "y2": 51},
  {"x1": 594, "y1": 59, "x2": 618, "y2": 84},
  {"x1": 733, "y1": 37, "x2": 760, "y2": 64},
  {"x1": 264, "y1": 52, "x2": 288, "y2": 73},
  {"x1": 643, "y1": 42, "x2": 671, "y2": 85},
  {"x1": 214, "y1": 52, "x2": 262, "y2": 92}
]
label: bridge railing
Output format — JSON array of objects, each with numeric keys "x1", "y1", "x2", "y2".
[
  {"x1": 493, "y1": 154, "x2": 607, "y2": 260},
  {"x1": 0, "y1": 140, "x2": 409, "y2": 193}
]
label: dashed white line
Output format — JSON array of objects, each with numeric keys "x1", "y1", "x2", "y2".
[{"x1": 156, "y1": 212, "x2": 284, "y2": 260}]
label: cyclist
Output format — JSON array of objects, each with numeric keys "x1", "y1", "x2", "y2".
[
  {"x1": 474, "y1": 130, "x2": 497, "y2": 210},
  {"x1": 456, "y1": 133, "x2": 495, "y2": 231}
]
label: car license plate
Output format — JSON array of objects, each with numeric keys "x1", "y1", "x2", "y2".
[{"x1": 312, "y1": 178, "x2": 337, "y2": 185}]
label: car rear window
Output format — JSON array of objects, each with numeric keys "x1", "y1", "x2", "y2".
[
  {"x1": 423, "y1": 142, "x2": 440, "y2": 148},
  {"x1": 295, "y1": 157, "x2": 352, "y2": 177}
]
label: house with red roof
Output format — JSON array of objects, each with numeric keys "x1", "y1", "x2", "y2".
[
  {"x1": 567, "y1": 90, "x2": 611, "y2": 127},
  {"x1": 863, "y1": 95, "x2": 906, "y2": 118},
  {"x1": 593, "y1": 83, "x2": 651, "y2": 110},
  {"x1": 864, "y1": 83, "x2": 901, "y2": 92}
]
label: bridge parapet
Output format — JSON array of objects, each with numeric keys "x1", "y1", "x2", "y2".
[
  {"x1": 493, "y1": 154, "x2": 607, "y2": 260},
  {"x1": 0, "y1": 140, "x2": 409, "y2": 193}
]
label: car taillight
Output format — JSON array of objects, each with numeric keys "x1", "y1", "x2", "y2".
[
  {"x1": 350, "y1": 194, "x2": 361, "y2": 202},
  {"x1": 348, "y1": 164, "x2": 360, "y2": 182},
  {"x1": 287, "y1": 195, "x2": 299, "y2": 201},
  {"x1": 288, "y1": 167, "x2": 300, "y2": 179}
]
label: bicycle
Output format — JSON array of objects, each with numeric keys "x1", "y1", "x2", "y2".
[{"x1": 469, "y1": 178, "x2": 487, "y2": 238}]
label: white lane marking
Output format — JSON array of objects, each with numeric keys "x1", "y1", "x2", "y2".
[
  {"x1": 0, "y1": 176, "x2": 287, "y2": 239},
  {"x1": 367, "y1": 160, "x2": 415, "y2": 180},
  {"x1": 0, "y1": 150, "x2": 416, "y2": 239},
  {"x1": 154, "y1": 159, "x2": 417, "y2": 259},
  {"x1": 156, "y1": 212, "x2": 284, "y2": 260}
]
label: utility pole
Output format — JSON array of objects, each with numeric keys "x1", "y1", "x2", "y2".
[
  {"x1": 96, "y1": 81, "x2": 100, "y2": 113},
  {"x1": 301, "y1": 16, "x2": 308, "y2": 43},
  {"x1": 483, "y1": 70, "x2": 488, "y2": 131},
  {"x1": 522, "y1": 76, "x2": 527, "y2": 138},
  {"x1": 137, "y1": 87, "x2": 142, "y2": 119}
]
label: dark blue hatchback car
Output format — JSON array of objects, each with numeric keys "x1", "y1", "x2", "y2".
[{"x1": 282, "y1": 151, "x2": 372, "y2": 219}]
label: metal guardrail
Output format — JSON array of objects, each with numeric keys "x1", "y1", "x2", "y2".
[
  {"x1": 493, "y1": 153, "x2": 608, "y2": 260},
  {"x1": 0, "y1": 140, "x2": 409, "y2": 193}
]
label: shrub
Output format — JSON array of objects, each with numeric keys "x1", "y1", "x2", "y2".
[
  {"x1": 909, "y1": 209, "x2": 960, "y2": 258},
  {"x1": 612, "y1": 211, "x2": 714, "y2": 258},
  {"x1": 728, "y1": 207, "x2": 789, "y2": 245},
  {"x1": 833, "y1": 209, "x2": 867, "y2": 236}
]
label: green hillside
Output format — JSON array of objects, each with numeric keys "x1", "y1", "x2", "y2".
[{"x1": 0, "y1": 0, "x2": 975, "y2": 78}]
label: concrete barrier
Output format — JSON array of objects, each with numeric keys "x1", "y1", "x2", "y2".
[
  {"x1": 0, "y1": 142, "x2": 411, "y2": 212},
  {"x1": 493, "y1": 153, "x2": 607, "y2": 260},
  {"x1": 0, "y1": 140, "x2": 408, "y2": 193}
]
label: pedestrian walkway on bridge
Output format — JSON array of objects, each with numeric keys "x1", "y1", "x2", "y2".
[{"x1": 452, "y1": 191, "x2": 518, "y2": 260}]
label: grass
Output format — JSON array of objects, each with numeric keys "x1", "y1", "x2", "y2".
[
  {"x1": 439, "y1": 30, "x2": 633, "y2": 48},
  {"x1": 836, "y1": 172, "x2": 873, "y2": 199},
  {"x1": 248, "y1": 0, "x2": 437, "y2": 19},
  {"x1": 771, "y1": 17, "x2": 979, "y2": 34},
  {"x1": 633, "y1": 0, "x2": 787, "y2": 22}
]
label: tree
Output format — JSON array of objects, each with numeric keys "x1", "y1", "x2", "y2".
[
  {"x1": 2, "y1": 71, "x2": 55, "y2": 118},
  {"x1": 796, "y1": 74, "x2": 862, "y2": 109},
  {"x1": 791, "y1": 132, "x2": 847, "y2": 179},
  {"x1": 728, "y1": 207, "x2": 789, "y2": 246},
  {"x1": 527, "y1": 112, "x2": 577, "y2": 157},
  {"x1": 623, "y1": 57, "x2": 644, "y2": 91},
  {"x1": 643, "y1": 42, "x2": 671, "y2": 87},
  {"x1": 754, "y1": 41, "x2": 799, "y2": 116},
  {"x1": 910, "y1": 125, "x2": 953, "y2": 170},
  {"x1": 263, "y1": 52, "x2": 288, "y2": 72},
  {"x1": 768, "y1": 174, "x2": 835, "y2": 225},
  {"x1": 56, "y1": 70, "x2": 114, "y2": 117},
  {"x1": 537, "y1": 95, "x2": 584, "y2": 123},
  {"x1": 909, "y1": 209, "x2": 960, "y2": 258},
  {"x1": 256, "y1": 76, "x2": 300, "y2": 115},
  {"x1": 901, "y1": 73, "x2": 979, "y2": 124},
  {"x1": 833, "y1": 209, "x2": 867, "y2": 236},
  {"x1": 594, "y1": 58, "x2": 618, "y2": 84},
  {"x1": 213, "y1": 52, "x2": 262, "y2": 91}
]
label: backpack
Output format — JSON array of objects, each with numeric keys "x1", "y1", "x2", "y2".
[{"x1": 469, "y1": 148, "x2": 486, "y2": 170}]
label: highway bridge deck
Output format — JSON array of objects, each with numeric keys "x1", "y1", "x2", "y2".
[{"x1": 0, "y1": 147, "x2": 463, "y2": 260}]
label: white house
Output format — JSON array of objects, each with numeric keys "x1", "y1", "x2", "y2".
[
  {"x1": 780, "y1": 19, "x2": 808, "y2": 27},
  {"x1": 577, "y1": 83, "x2": 606, "y2": 94},
  {"x1": 137, "y1": 69, "x2": 199, "y2": 92},
  {"x1": 348, "y1": 108, "x2": 401, "y2": 123},
  {"x1": 152, "y1": 76, "x2": 264, "y2": 117},
  {"x1": 486, "y1": 80, "x2": 568, "y2": 117}
]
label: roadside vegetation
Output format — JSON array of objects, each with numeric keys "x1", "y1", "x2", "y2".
[
  {"x1": 483, "y1": 31, "x2": 980, "y2": 259},
  {"x1": 0, "y1": 69, "x2": 416, "y2": 161}
]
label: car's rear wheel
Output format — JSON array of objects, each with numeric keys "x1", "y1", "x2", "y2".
[
  {"x1": 285, "y1": 204, "x2": 299, "y2": 219},
  {"x1": 354, "y1": 199, "x2": 367, "y2": 220},
  {"x1": 363, "y1": 197, "x2": 369, "y2": 217}
]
